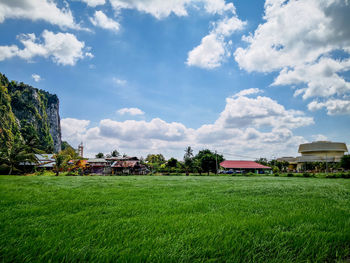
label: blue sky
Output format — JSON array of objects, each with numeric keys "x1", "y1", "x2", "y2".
[{"x1": 0, "y1": 0, "x2": 349, "y2": 159}]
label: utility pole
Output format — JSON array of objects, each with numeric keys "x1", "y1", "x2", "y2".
[{"x1": 215, "y1": 150, "x2": 218, "y2": 174}]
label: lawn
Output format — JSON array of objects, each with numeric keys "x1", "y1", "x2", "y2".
[{"x1": 0, "y1": 176, "x2": 349, "y2": 262}]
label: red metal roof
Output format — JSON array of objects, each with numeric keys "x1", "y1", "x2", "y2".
[{"x1": 220, "y1": 160, "x2": 271, "y2": 169}]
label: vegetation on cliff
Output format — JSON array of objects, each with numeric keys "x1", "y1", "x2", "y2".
[{"x1": 0, "y1": 73, "x2": 60, "y2": 153}]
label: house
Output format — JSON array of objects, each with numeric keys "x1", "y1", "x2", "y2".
[
  {"x1": 86, "y1": 158, "x2": 110, "y2": 174},
  {"x1": 35, "y1": 154, "x2": 55, "y2": 169},
  {"x1": 109, "y1": 156, "x2": 148, "y2": 175},
  {"x1": 296, "y1": 141, "x2": 348, "y2": 171},
  {"x1": 276, "y1": 157, "x2": 298, "y2": 171},
  {"x1": 220, "y1": 160, "x2": 272, "y2": 174}
]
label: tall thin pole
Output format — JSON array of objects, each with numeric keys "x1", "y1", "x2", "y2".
[
  {"x1": 215, "y1": 150, "x2": 218, "y2": 174},
  {"x1": 326, "y1": 153, "x2": 328, "y2": 174}
]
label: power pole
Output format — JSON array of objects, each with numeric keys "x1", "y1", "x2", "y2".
[{"x1": 215, "y1": 150, "x2": 218, "y2": 174}]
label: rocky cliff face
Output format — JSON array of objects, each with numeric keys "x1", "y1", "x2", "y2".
[
  {"x1": 0, "y1": 73, "x2": 62, "y2": 152},
  {"x1": 46, "y1": 95, "x2": 62, "y2": 152}
]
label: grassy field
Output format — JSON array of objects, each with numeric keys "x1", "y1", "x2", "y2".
[{"x1": 0, "y1": 176, "x2": 349, "y2": 262}]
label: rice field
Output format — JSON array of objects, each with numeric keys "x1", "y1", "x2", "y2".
[{"x1": 0, "y1": 175, "x2": 349, "y2": 262}]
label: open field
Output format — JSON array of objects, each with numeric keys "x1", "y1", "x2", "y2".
[{"x1": 1, "y1": 176, "x2": 350, "y2": 262}]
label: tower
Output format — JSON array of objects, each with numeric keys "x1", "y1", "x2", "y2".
[{"x1": 78, "y1": 142, "x2": 84, "y2": 158}]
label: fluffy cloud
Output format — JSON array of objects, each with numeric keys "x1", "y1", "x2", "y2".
[
  {"x1": 108, "y1": 0, "x2": 235, "y2": 19},
  {"x1": 61, "y1": 118, "x2": 90, "y2": 143},
  {"x1": 308, "y1": 99, "x2": 350, "y2": 115},
  {"x1": 90, "y1": 11, "x2": 120, "y2": 32},
  {"x1": 234, "y1": 0, "x2": 350, "y2": 113},
  {"x1": 216, "y1": 95, "x2": 314, "y2": 129},
  {"x1": 112, "y1": 77, "x2": 127, "y2": 86},
  {"x1": 117, "y1": 107, "x2": 144, "y2": 115},
  {"x1": 187, "y1": 15, "x2": 246, "y2": 69},
  {"x1": 31, "y1": 74, "x2": 41, "y2": 82},
  {"x1": 79, "y1": 0, "x2": 106, "y2": 7},
  {"x1": 62, "y1": 89, "x2": 313, "y2": 159},
  {"x1": 0, "y1": 30, "x2": 89, "y2": 65},
  {"x1": 273, "y1": 57, "x2": 350, "y2": 99},
  {"x1": 0, "y1": 0, "x2": 79, "y2": 29}
]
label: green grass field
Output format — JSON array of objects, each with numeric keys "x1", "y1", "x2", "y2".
[{"x1": 1, "y1": 176, "x2": 349, "y2": 262}]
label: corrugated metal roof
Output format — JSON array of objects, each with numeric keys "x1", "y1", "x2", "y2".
[
  {"x1": 111, "y1": 161, "x2": 139, "y2": 168},
  {"x1": 220, "y1": 160, "x2": 271, "y2": 169},
  {"x1": 298, "y1": 141, "x2": 348, "y2": 153},
  {"x1": 87, "y1": 158, "x2": 108, "y2": 163}
]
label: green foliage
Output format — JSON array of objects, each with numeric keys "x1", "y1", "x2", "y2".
[
  {"x1": 110, "y1": 150, "x2": 120, "y2": 157},
  {"x1": 194, "y1": 149, "x2": 224, "y2": 175},
  {"x1": 0, "y1": 135, "x2": 37, "y2": 174},
  {"x1": 95, "y1": 152, "x2": 104, "y2": 158},
  {"x1": 0, "y1": 72, "x2": 57, "y2": 153},
  {"x1": 53, "y1": 153, "x2": 69, "y2": 176},
  {"x1": 166, "y1": 157, "x2": 178, "y2": 168},
  {"x1": 146, "y1": 154, "x2": 165, "y2": 164},
  {"x1": 340, "y1": 155, "x2": 350, "y2": 170},
  {"x1": 303, "y1": 172, "x2": 311, "y2": 178}
]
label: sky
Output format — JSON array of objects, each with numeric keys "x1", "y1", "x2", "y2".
[{"x1": 0, "y1": 0, "x2": 349, "y2": 160}]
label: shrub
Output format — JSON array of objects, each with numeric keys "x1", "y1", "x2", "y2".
[
  {"x1": 274, "y1": 173, "x2": 279, "y2": 177},
  {"x1": 287, "y1": 173, "x2": 293, "y2": 177},
  {"x1": 341, "y1": 173, "x2": 350, "y2": 179},
  {"x1": 66, "y1": 171, "x2": 79, "y2": 176},
  {"x1": 303, "y1": 172, "x2": 311, "y2": 178}
]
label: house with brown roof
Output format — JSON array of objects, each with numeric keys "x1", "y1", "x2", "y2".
[{"x1": 220, "y1": 160, "x2": 271, "y2": 174}]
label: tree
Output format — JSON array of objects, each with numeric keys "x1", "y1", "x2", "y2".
[
  {"x1": 61, "y1": 146, "x2": 79, "y2": 160},
  {"x1": 167, "y1": 157, "x2": 178, "y2": 168},
  {"x1": 183, "y1": 146, "x2": 194, "y2": 176},
  {"x1": 194, "y1": 149, "x2": 224, "y2": 176},
  {"x1": 340, "y1": 155, "x2": 350, "y2": 170},
  {"x1": 145, "y1": 154, "x2": 165, "y2": 164},
  {"x1": 110, "y1": 149, "x2": 120, "y2": 157},
  {"x1": 0, "y1": 135, "x2": 37, "y2": 175},
  {"x1": 95, "y1": 152, "x2": 104, "y2": 158},
  {"x1": 53, "y1": 153, "x2": 68, "y2": 176}
]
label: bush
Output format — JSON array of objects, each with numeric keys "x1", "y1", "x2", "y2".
[
  {"x1": 287, "y1": 173, "x2": 293, "y2": 177},
  {"x1": 341, "y1": 173, "x2": 350, "y2": 179},
  {"x1": 66, "y1": 171, "x2": 79, "y2": 176},
  {"x1": 274, "y1": 173, "x2": 279, "y2": 177},
  {"x1": 303, "y1": 172, "x2": 311, "y2": 178}
]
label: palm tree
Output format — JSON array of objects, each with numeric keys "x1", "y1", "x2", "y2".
[
  {"x1": 184, "y1": 146, "x2": 194, "y2": 176},
  {"x1": 0, "y1": 137, "x2": 37, "y2": 175},
  {"x1": 53, "y1": 153, "x2": 68, "y2": 176}
]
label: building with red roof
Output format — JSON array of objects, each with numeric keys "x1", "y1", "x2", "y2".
[{"x1": 220, "y1": 160, "x2": 271, "y2": 174}]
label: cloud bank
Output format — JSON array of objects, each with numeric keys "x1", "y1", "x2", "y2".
[{"x1": 62, "y1": 90, "x2": 313, "y2": 159}]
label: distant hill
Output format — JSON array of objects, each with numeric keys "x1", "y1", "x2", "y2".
[{"x1": 0, "y1": 73, "x2": 61, "y2": 153}]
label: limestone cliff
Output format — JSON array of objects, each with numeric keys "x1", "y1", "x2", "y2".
[{"x1": 0, "y1": 73, "x2": 61, "y2": 152}]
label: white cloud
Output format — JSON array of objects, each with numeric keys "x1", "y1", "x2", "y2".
[
  {"x1": 234, "y1": 0, "x2": 350, "y2": 113},
  {"x1": 31, "y1": 74, "x2": 41, "y2": 82},
  {"x1": 273, "y1": 57, "x2": 350, "y2": 99},
  {"x1": 117, "y1": 107, "x2": 145, "y2": 115},
  {"x1": 90, "y1": 11, "x2": 120, "y2": 32},
  {"x1": 186, "y1": 15, "x2": 246, "y2": 69},
  {"x1": 0, "y1": 0, "x2": 79, "y2": 29},
  {"x1": 308, "y1": 99, "x2": 350, "y2": 115},
  {"x1": 311, "y1": 134, "x2": 328, "y2": 141},
  {"x1": 109, "y1": 0, "x2": 237, "y2": 19},
  {"x1": 0, "y1": 30, "x2": 89, "y2": 65},
  {"x1": 61, "y1": 118, "x2": 90, "y2": 143},
  {"x1": 62, "y1": 89, "x2": 313, "y2": 159},
  {"x1": 186, "y1": 33, "x2": 228, "y2": 69},
  {"x1": 80, "y1": 0, "x2": 106, "y2": 7},
  {"x1": 216, "y1": 93, "x2": 314, "y2": 130},
  {"x1": 113, "y1": 77, "x2": 127, "y2": 86},
  {"x1": 234, "y1": 88, "x2": 262, "y2": 98}
]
